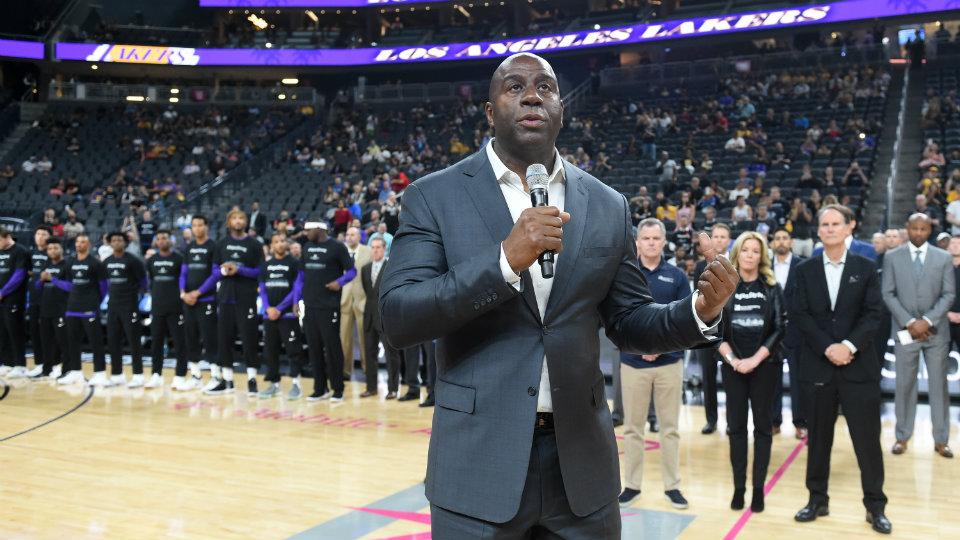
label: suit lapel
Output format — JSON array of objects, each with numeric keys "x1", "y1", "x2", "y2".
[
  {"x1": 811, "y1": 255, "x2": 832, "y2": 311},
  {"x1": 461, "y1": 149, "x2": 541, "y2": 323},
  {"x1": 544, "y1": 161, "x2": 588, "y2": 322}
]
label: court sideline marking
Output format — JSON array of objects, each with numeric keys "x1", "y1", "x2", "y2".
[
  {"x1": 0, "y1": 385, "x2": 95, "y2": 443},
  {"x1": 723, "y1": 438, "x2": 808, "y2": 539}
]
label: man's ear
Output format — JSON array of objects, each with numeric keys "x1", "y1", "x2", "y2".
[{"x1": 484, "y1": 101, "x2": 494, "y2": 129}]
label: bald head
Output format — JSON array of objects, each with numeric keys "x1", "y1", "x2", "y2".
[
  {"x1": 907, "y1": 213, "x2": 932, "y2": 247},
  {"x1": 489, "y1": 53, "x2": 559, "y2": 101}
]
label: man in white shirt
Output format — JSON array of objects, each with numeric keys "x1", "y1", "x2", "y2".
[{"x1": 770, "y1": 228, "x2": 808, "y2": 438}]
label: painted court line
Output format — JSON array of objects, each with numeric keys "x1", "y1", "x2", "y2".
[
  {"x1": 287, "y1": 484, "x2": 429, "y2": 540},
  {"x1": 0, "y1": 386, "x2": 95, "y2": 443},
  {"x1": 723, "y1": 438, "x2": 808, "y2": 540}
]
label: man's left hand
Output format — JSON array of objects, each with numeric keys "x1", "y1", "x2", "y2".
[{"x1": 693, "y1": 232, "x2": 739, "y2": 324}]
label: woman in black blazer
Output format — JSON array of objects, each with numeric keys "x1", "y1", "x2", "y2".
[{"x1": 718, "y1": 231, "x2": 785, "y2": 513}]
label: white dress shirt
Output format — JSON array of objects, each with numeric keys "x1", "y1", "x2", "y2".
[
  {"x1": 773, "y1": 252, "x2": 793, "y2": 289},
  {"x1": 487, "y1": 140, "x2": 718, "y2": 412},
  {"x1": 821, "y1": 249, "x2": 859, "y2": 354}
]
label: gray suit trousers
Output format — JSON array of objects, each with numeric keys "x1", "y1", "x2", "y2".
[
  {"x1": 430, "y1": 428, "x2": 621, "y2": 539},
  {"x1": 894, "y1": 339, "x2": 952, "y2": 444}
]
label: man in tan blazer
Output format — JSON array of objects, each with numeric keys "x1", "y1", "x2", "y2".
[{"x1": 341, "y1": 226, "x2": 371, "y2": 377}]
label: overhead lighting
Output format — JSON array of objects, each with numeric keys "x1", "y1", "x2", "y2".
[
  {"x1": 247, "y1": 13, "x2": 268, "y2": 30},
  {"x1": 90, "y1": 64, "x2": 98, "y2": 70},
  {"x1": 265, "y1": 42, "x2": 273, "y2": 48},
  {"x1": 278, "y1": 94, "x2": 287, "y2": 100},
  {"x1": 305, "y1": 9, "x2": 318, "y2": 22},
  {"x1": 594, "y1": 24, "x2": 601, "y2": 30},
  {"x1": 169, "y1": 97, "x2": 179, "y2": 103},
  {"x1": 281, "y1": 78, "x2": 299, "y2": 85},
  {"x1": 170, "y1": 88, "x2": 179, "y2": 94},
  {"x1": 126, "y1": 96, "x2": 145, "y2": 102},
  {"x1": 882, "y1": 36, "x2": 890, "y2": 45}
]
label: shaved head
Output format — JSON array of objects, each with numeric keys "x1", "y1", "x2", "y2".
[{"x1": 489, "y1": 53, "x2": 559, "y2": 102}]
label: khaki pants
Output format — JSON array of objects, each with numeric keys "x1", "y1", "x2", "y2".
[
  {"x1": 339, "y1": 299, "x2": 365, "y2": 378},
  {"x1": 622, "y1": 360, "x2": 683, "y2": 491}
]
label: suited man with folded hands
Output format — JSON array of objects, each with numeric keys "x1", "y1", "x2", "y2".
[{"x1": 379, "y1": 52, "x2": 738, "y2": 539}]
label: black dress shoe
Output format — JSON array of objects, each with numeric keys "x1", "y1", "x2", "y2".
[
  {"x1": 648, "y1": 420, "x2": 659, "y2": 433},
  {"x1": 612, "y1": 416, "x2": 624, "y2": 427},
  {"x1": 397, "y1": 391, "x2": 419, "y2": 402},
  {"x1": 866, "y1": 511, "x2": 892, "y2": 534},
  {"x1": 419, "y1": 394, "x2": 435, "y2": 407},
  {"x1": 702, "y1": 422, "x2": 717, "y2": 434},
  {"x1": 794, "y1": 502, "x2": 829, "y2": 522}
]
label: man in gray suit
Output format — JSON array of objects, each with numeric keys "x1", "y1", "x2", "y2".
[
  {"x1": 379, "y1": 53, "x2": 739, "y2": 539},
  {"x1": 882, "y1": 213, "x2": 955, "y2": 458}
]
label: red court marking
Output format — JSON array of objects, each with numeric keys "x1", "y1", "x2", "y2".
[
  {"x1": 723, "y1": 438, "x2": 808, "y2": 540},
  {"x1": 377, "y1": 534, "x2": 432, "y2": 540},
  {"x1": 351, "y1": 507, "x2": 432, "y2": 525}
]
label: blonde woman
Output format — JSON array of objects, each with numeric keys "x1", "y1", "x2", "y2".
[{"x1": 718, "y1": 231, "x2": 785, "y2": 513}]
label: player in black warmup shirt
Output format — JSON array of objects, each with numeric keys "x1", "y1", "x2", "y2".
[
  {"x1": 0, "y1": 227, "x2": 32, "y2": 379},
  {"x1": 258, "y1": 233, "x2": 306, "y2": 400},
  {"x1": 49, "y1": 233, "x2": 108, "y2": 386},
  {"x1": 204, "y1": 210, "x2": 263, "y2": 396},
  {"x1": 179, "y1": 215, "x2": 218, "y2": 391},
  {"x1": 103, "y1": 232, "x2": 147, "y2": 388},
  {"x1": 27, "y1": 225, "x2": 52, "y2": 379},
  {"x1": 146, "y1": 229, "x2": 187, "y2": 390},
  {"x1": 300, "y1": 221, "x2": 355, "y2": 402},
  {"x1": 34, "y1": 238, "x2": 68, "y2": 379}
]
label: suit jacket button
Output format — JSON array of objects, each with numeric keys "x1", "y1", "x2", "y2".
[
  {"x1": 473, "y1": 302, "x2": 480, "y2": 310},
  {"x1": 528, "y1": 387, "x2": 537, "y2": 396}
]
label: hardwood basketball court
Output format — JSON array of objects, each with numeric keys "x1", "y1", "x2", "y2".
[{"x1": 1, "y1": 366, "x2": 957, "y2": 539}]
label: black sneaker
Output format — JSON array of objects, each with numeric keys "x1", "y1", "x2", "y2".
[
  {"x1": 665, "y1": 489, "x2": 689, "y2": 510},
  {"x1": 203, "y1": 379, "x2": 235, "y2": 395},
  {"x1": 649, "y1": 419, "x2": 659, "y2": 433},
  {"x1": 330, "y1": 392, "x2": 344, "y2": 403},
  {"x1": 307, "y1": 389, "x2": 329, "y2": 402},
  {"x1": 247, "y1": 379, "x2": 258, "y2": 397},
  {"x1": 618, "y1": 488, "x2": 640, "y2": 507}
]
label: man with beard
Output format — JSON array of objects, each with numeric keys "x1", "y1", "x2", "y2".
[
  {"x1": 103, "y1": 232, "x2": 147, "y2": 387},
  {"x1": 204, "y1": 210, "x2": 263, "y2": 396},
  {"x1": 300, "y1": 222, "x2": 355, "y2": 402},
  {"x1": 770, "y1": 228, "x2": 806, "y2": 438},
  {"x1": 50, "y1": 234, "x2": 108, "y2": 386},
  {"x1": 146, "y1": 229, "x2": 187, "y2": 389},
  {"x1": 258, "y1": 234, "x2": 306, "y2": 400}
]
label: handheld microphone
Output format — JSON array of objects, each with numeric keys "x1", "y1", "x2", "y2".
[{"x1": 526, "y1": 163, "x2": 554, "y2": 279}]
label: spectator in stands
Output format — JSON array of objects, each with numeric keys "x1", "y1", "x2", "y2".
[
  {"x1": 729, "y1": 176, "x2": 750, "y2": 201},
  {"x1": 798, "y1": 164, "x2": 822, "y2": 190},
  {"x1": 66, "y1": 138, "x2": 81, "y2": 154},
  {"x1": 767, "y1": 187, "x2": 787, "y2": 224},
  {"x1": 21, "y1": 156, "x2": 37, "y2": 173},
  {"x1": 919, "y1": 141, "x2": 946, "y2": 170},
  {"x1": 656, "y1": 196, "x2": 677, "y2": 222},
  {"x1": 725, "y1": 134, "x2": 746, "y2": 153},
  {"x1": 381, "y1": 192, "x2": 400, "y2": 234},
  {"x1": 698, "y1": 187, "x2": 718, "y2": 211},
  {"x1": 182, "y1": 160, "x2": 200, "y2": 176},
  {"x1": 755, "y1": 205, "x2": 776, "y2": 237},
  {"x1": 731, "y1": 196, "x2": 754, "y2": 225},
  {"x1": 250, "y1": 201, "x2": 267, "y2": 239},
  {"x1": 672, "y1": 213, "x2": 695, "y2": 255},
  {"x1": 0, "y1": 165, "x2": 15, "y2": 180},
  {"x1": 36, "y1": 156, "x2": 52, "y2": 173},
  {"x1": 333, "y1": 200, "x2": 352, "y2": 236},
  {"x1": 62, "y1": 211, "x2": 84, "y2": 242},
  {"x1": 770, "y1": 142, "x2": 792, "y2": 169},
  {"x1": 702, "y1": 206, "x2": 718, "y2": 231},
  {"x1": 640, "y1": 126, "x2": 656, "y2": 160},
  {"x1": 139, "y1": 210, "x2": 156, "y2": 253},
  {"x1": 915, "y1": 194, "x2": 944, "y2": 232},
  {"x1": 787, "y1": 198, "x2": 814, "y2": 256},
  {"x1": 799, "y1": 136, "x2": 817, "y2": 157}
]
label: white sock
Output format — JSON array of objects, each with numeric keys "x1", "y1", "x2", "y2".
[
  {"x1": 189, "y1": 362, "x2": 201, "y2": 378},
  {"x1": 292, "y1": 376, "x2": 301, "y2": 387},
  {"x1": 246, "y1": 367, "x2": 257, "y2": 380},
  {"x1": 222, "y1": 368, "x2": 234, "y2": 382},
  {"x1": 210, "y1": 365, "x2": 222, "y2": 379}
]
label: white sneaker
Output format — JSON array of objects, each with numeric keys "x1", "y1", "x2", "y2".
[
  {"x1": 171, "y1": 376, "x2": 185, "y2": 390},
  {"x1": 27, "y1": 366, "x2": 44, "y2": 378},
  {"x1": 50, "y1": 365, "x2": 62, "y2": 379},
  {"x1": 0, "y1": 365, "x2": 11, "y2": 377},
  {"x1": 5, "y1": 366, "x2": 28, "y2": 379},
  {"x1": 202, "y1": 378, "x2": 221, "y2": 392},
  {"x1": 144, "y1": 373, "x2": 162, "y2": 389},
  {"x1": 57, "y1": 370, "x2": 85, "y2": 385},
  {"x1": 107, "y1": 374, "x2": 125, "y2": 387},
  {"x1": 88, "y1": 372, "x2": 110, "y2": 387},
  {"x1": 179, "y1": 376, "x2": 202, "y2": 391},
  {"x1": 127, "y1": 374, "x2": 143, "y2": 388}
]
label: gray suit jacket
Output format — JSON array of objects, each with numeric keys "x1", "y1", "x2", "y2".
[
  {"x1": 882, "y1": 243, "x2": 955, "y2": 344},
  {"x1": 379, "y1": 149, "x2": 713, "y2": 523}
]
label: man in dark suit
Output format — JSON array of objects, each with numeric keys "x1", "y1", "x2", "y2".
[
  {"x1": 770, "y1": 227, "x2": 807, "y2": 438},
  {"x1": 379, "y1": 53, "x2": 739, "y2": 538},
  {"x1": 249, "y1": 200, "x2": 267, "y2": 239},
  {"x1": 792, "y1": 204, "x2": 891, "y2": 534},
  {"x1": 359, "y1": 237, "x2": 401, "y2": 398},
  {"x1": 692, "y1": 223, "x2": 731, "y2": 434}
]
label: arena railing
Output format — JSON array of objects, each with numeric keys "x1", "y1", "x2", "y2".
[
  {"x1": 600, "y1": 44, "x2": 890, "y2": 88},
  {"x1": 47, "y1": 82, "x2": 320, "y2": 105}
]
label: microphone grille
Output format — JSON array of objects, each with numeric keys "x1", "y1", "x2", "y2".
[{"x1": 526, "y1": 163, "x2": 549, "y2": 190}]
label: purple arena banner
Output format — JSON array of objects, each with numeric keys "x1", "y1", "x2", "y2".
[
  {"x1": 56, "y1": 0, "x2": 960, "y2": 67},
  {"x1": 200, "y1": 0, "x2": 443, "y2": 6},
  {"x1": 0, "y1": 39, "x2": 45, "y2": 60}
]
